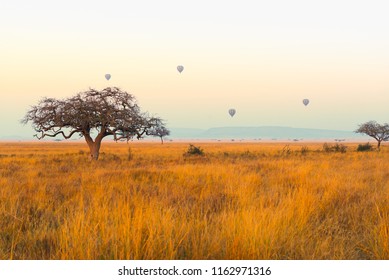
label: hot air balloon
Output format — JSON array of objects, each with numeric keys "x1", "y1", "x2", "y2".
[
  {"x1": 105, "y1": 74, "x2": 111, "y2": 80},
  {"x1": 228, "y1": 109, "x2": 236, "y2": 117},
  {"x1": 177, "y1": 65, "x2": 184, "y2": 73},
  {"x1": 303, "y1": 99, "x2": 309, "y2": 106}
]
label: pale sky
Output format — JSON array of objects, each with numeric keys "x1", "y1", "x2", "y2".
[{"x1": 1, "y1": 0, "x2": 388, "y2": 137}]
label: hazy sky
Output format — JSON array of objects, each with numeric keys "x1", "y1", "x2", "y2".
[{"x1": 1, "y1": 0, "x2": 388, "y2": 137}]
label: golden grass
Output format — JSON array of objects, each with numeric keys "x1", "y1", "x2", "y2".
[{"x1": 0, "y1": 141, "x2": 388, "y2": 259}]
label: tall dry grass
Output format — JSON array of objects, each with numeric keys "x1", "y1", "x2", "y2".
[{"x1": 0, "y1": 141, "x2": 388, "y2": 259}]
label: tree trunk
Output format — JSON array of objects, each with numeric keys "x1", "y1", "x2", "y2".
[
  {"x1": 88, "y1": 142, "x2": 101, "y2": 160},
  {"x1": 377, "y1": 140, "x2": 381, "y2": 150},
  {"x1": 84, "y1": 133, "x2": 103, "y2": 161}
]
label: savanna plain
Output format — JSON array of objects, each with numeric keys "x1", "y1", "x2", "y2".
[{"x1": 0, "y1": 141, "x2": 388, "y2": 260}]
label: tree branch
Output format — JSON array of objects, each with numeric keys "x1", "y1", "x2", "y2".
[{"x1": 36, "y1": 129, "x2": 82, "y2": 140}]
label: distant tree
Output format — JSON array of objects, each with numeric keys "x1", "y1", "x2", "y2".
[
  {"x1": 22, "y1": 87, "x2": 168, "y2": 160},
  {"x1": 148, "y1": 126, "x2": 170, "y2": 144},
  {"x1": 355, "y1": 121, "x2": 389, "y2": 149}
]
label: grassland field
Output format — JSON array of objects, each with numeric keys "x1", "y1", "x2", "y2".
[{"x1": 0, "y1": 141, "x2": 388, "y2": 259}]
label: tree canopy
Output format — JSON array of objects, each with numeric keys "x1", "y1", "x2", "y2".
[
  {"x1": 355, "y1": 121, "x2": 389, "y2": 149},
  {"x1": 22, "y1": 87, "x2": 168, "y2": 159}
]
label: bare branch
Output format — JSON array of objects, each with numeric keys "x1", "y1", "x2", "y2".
[{"x1": 36, "y1": 129, "x2": 83, "y2": 140}]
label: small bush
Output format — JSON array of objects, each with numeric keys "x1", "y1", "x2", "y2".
[
  {"x1": 323, "y1": 143, "x2": 347, "y2": 153},
  {"x1": 323, "y1": 143, "x2": 331, "y2": 153},
  {"x1": 301, "y1": 146, "x2": 309, "y2": 155},
  {"x1": 184, "y1": 144, "x2": 204, "y2": 156},
  {"x1": 240, "y1": 150, "x2": 256, "y2": 159},
  {"x1": 334, "y1": 143, "x2": 347, "y2": 153},
  {"x1": 280, "y1": 144, "x2": 291, "y2": 156},
  {"x1": 357, "y1": 143, "x2": 373, "y2": 152}
]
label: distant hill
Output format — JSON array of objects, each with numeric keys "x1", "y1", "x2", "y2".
[
  {"x1": 169, "y1": 126, "x2": 370, "y2": 141},
  {"x1": 168, "y1": 128, "x2": 207, "y2": 139},
  {"x1": 0, "y1": 135, "x2": 30, "y2": 141},
  {"x1": 1, "y1": 126, "x2": 370, "y2": 142}
]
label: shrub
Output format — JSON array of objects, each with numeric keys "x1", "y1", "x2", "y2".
[
  {"x1": 323, "y1": 143, "x2": 331, "y2": 153},
  {"x1": 323, "y1": 143, "x2": 347, "y2": 153},
  {"x1": 280, "y1": 144, "x2": 291, "y2": 156},
  {"x1": 240, "y1": 150, "x2": 256, "y2": 159},
  {"x1": 334, "y1": 143, "x2": 347, "y2": 153},
  {"x1": 184, "y1": 144, "x2": 204, "y2": 156},
  {"x1": 301, "y1": 146, "x2": 309, "y2": 155},
  {"x1": 357, "y1": 143, "x2": 373, "y2": 152}
]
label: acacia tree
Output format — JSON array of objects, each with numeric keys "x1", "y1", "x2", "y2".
[
  {"x1": 22, "y1": 87, "x2": 168, "y2": 160},
  {"x1": 355, "y1": 121, "x2": 389, "y2": 149},
  {"x1": 149, "y1": 126, "x2": 170, "y2": 144}
]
